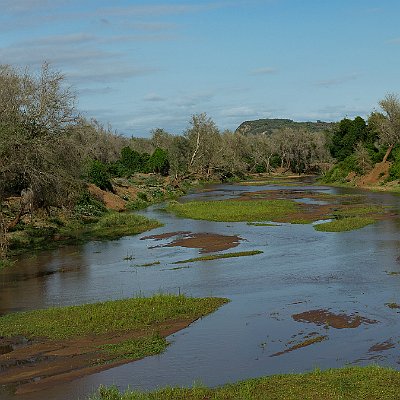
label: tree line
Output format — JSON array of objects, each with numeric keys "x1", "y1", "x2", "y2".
[{"x1": 1, "y1": 63, "x2": 400, "y2": 258}]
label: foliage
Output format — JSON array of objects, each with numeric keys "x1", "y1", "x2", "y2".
[
  {"x1": 87, "y1": 160, "x2": 114, "y2": 191},
  {"x1": 329, "y1": 117, "x2": 374, "y2": 161},
  {"x1": 74, "y1": 192, "x2": 107, "y2": 217},
  {"x1": 89, "y1": 366, "x2": 400, "y2": 400},
  {"x1": 147, "y1": 147, "x2": 170, "y2": 176},
  {"x1": 321, "y1": 155, "x2": 359, "y2": 183},
  {"x1": 0, "y1": 294, "x2": 228, "y2": 339},
  {"x1": 388, "y1": 146, "x2": 400, "y2": 180}
]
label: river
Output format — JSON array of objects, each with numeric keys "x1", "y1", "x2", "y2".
[{"x1": 1, "y1": 179, "x2": 400, "y2": 399}]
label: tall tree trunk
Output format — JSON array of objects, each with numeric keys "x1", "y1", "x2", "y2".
[{"x1": 382, "y1": 144, "x2": 394, "y2": 163}]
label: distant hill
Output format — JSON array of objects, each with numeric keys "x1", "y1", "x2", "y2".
[{"x1": 235, "y1": 118, "x2": 336, "y2": 136}]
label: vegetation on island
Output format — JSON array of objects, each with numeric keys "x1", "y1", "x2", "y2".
[
  {"x1": 0, "y1": 294, "x2": 228, "y2": 340},
  {"x1": 174, "y1": 250, "x2": 264, "y2": 264},
  {"x1": 167, "y1": 199, "x2": 299, "y2": 223},
  {"x1": 89, "y1": 365, "x2": 400, "y2": 400},
  {"x1": 0, "y1": 294, "x2": 228, "y2": 390},
  {"x1": 167, "y1": 197, "x2": 386, "y2": 232}
]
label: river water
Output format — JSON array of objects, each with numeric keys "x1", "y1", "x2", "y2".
[{"x1": 1, "y1": 180, "x2": 400, "y2": 399}]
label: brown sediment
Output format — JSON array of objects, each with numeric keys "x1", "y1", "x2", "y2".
[
  {"x1": 141, "y1": 231, "x2": 191, "y2": 241},
  {"x1": 270, "y1": 335, "x2": 327, "y2": 357},
  {"x1": 0, "y1": 319, "x2": 195, "y2": 395},
  {"x1": 142, "y1": 231, "x2": 241, "y2": 253},
  {"x1": 166, "y1": 233, "x2": 242, "y2": 253},
  {"x1": 368, "y1": 339, "x2": 395, "y2": 352},
  {"x1": 292, "y1": 309, "x2": 378, "y2": 329}
]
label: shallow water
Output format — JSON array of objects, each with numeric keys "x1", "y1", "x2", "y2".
[{"x1": 1, "y1": 181, "x2": 400, "y2": 399}]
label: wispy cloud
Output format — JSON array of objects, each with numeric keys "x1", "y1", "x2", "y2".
[
  {"x1": 220, "y1": 106, "x2": 258, "y2": 118},
  {"x1": 315, "y1": 73, "x2": 359, "y2": 88},
  {"x1": 78, "y1": 87, "x2": 116, "y2": 96},
  {"x1": 95, "y1": 2, "x2": 232, "y2": 18},
  {"x1": 68, "y1": 65, "x2": 159, "y2": 84},
  {"x1": 250, "y1": 67, "x2": 277, "y2": 75},
  {"x1": 144, "y1": 93, "x2": 166, "y2": 102},
  {"x1": 386, "y1": 37, "x2": 400, "y2": 44},
  {"x1": 0, "y1": 0, "x2": 63, "y2": 13},
  {"x1": 20, "y1": 33, "x2": 97, "y2": 47}
]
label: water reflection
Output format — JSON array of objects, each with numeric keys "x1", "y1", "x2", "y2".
[{"x1": 1, "y1": 181, "x2": 400, "y2": 399}]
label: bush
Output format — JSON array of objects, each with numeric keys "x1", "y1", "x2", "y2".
[
  {"x1": 322, "y1": 155, "x2": 359, "y2": 183},
  {"x1": 75, "y1": 192, "x2": 106, "y2": 217},
  {"x1": 388, "y1": 146, "x2": 400, "y2": 181},
  {"x1": 87, "y1": 160, "x2": 113, "y2": 191}
]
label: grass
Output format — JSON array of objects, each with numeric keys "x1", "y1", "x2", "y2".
[
  {"x1": 89, "y1": 365, "x2": 400, "y2": 400},
  {"x1": 167, "y1": 199, "x2": 299, "y2": 223},
  {"x1": 79, "y1": 212, "x2": 162, "y2": 240},
  {"x1": 385, "y1": 302, "x2": 400, "y2": 309},
  {"x1": 0, "y1": 294, "x2": 229, "y2": 340},
  {"x1": 332, "y1": 205, "x2": 385, "y2": 218},
  {"x1": 314, "y1": 217, "x2": 376, "y2": 232},
  {"x1": 174, "y1": 250, "x2": 263, "y2": 264},
  {"x1": 0, "y1": 258, "x2": 15, "y2": 270},
  {"x1": 247, "y1": 222, "x2": 281, "y2": 227},
  {"x1": 8, "y1": 211, "x2": 162, "y2": 255},
  {"x1": 135, "y1": 261, "x2": 161, "y2": 267},
  {"x1": 100, "y1": 334, "x2": 167, "y2": 361}
]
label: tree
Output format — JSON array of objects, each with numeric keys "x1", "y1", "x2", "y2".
[
  {"x1": 370, "y1": 93, "x2": 400, "y2": 163},
  {"x1": 0, "y1": 63, "x2": 83, "y2": 257},
  {"x1": 329, "y1": 117, "x2": 369, "y2": 161},
  {"x1": 147, "y1": 148, "x2": 170, "y2": 176},
  {"x1": 185, "y1": 113, "x2": 222, "y2": 178}
]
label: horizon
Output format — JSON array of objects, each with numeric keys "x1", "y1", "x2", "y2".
[{"x1": 2, "y1": 0, "x2": 399, "y2": 137}]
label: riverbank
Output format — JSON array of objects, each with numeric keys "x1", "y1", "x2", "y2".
[
  {"x1": 89, "y1": 365, "x2": 400, "y2": 400},
  {"x1": 0, "y1": 294, "x2": 228, "y2": 395},
  {"x1": 0, "y1": 174, "x2": 192, "y2": 265}
]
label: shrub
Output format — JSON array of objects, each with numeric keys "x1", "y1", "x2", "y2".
[{"x1": 87, "y1": 160, "x2": 113, "y2": 191}]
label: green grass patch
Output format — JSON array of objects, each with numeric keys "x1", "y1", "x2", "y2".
[
  {"x1": 100, "y1": 334, "x2": 167, "y2": 361},
  {"x1": 134, "y1": 261, "x2": 161, "y2": 267},
  {"x1": 314, "y1": 217, "x2": 375, "y2": 232},
  {"x1": 0, "y1": 294, "x2": 228, "y2": 340},
  {"x1": 80, "y1": 212, "x2": 162, "y2": 240},
  {"x1": 332, "y1": 205, "x2": 385, "y2": 218},
  {"x1": 89, "y1": 366, "x2": 400, "y2": 400},
  {"x1": 174, "y1": 250, "x2": 263, "y2": 264},
  {"x1": 247, "y1": 222, "x2": 281, "y2": 227},
  {"x1": 167, "y1": 199, "x2": 299, "y2": 223}
]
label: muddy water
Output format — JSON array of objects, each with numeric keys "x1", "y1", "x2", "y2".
[{"x1": 2, "y1": 179, "x2": 400, "y2": 399}]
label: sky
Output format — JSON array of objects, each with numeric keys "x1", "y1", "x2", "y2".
[{"x1": 1, "y1": 0, "x2": 400, "y2": 137}]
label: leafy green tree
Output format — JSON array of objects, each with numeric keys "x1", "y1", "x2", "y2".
[
  {"x1": 120, "y1": 147, "x2": 143, "y2": 173},
  {"x1": 147, "y1": 148, "x2": 170, "y2": 176},
  {"x1": 330, "y1": 117, "x2": 369, "y2": 161},
  {"x1": 87, "y1": 160, "x2": 113, "y2": 191}
]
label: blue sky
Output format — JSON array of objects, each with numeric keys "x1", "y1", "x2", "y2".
[{"x1": 1, "y1": 0, "x2": 400, "y2": 137}]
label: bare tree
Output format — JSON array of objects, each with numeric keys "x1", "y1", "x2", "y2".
[{"x1": 370, "y1": 93, "x2": 400, "y2": 162}]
